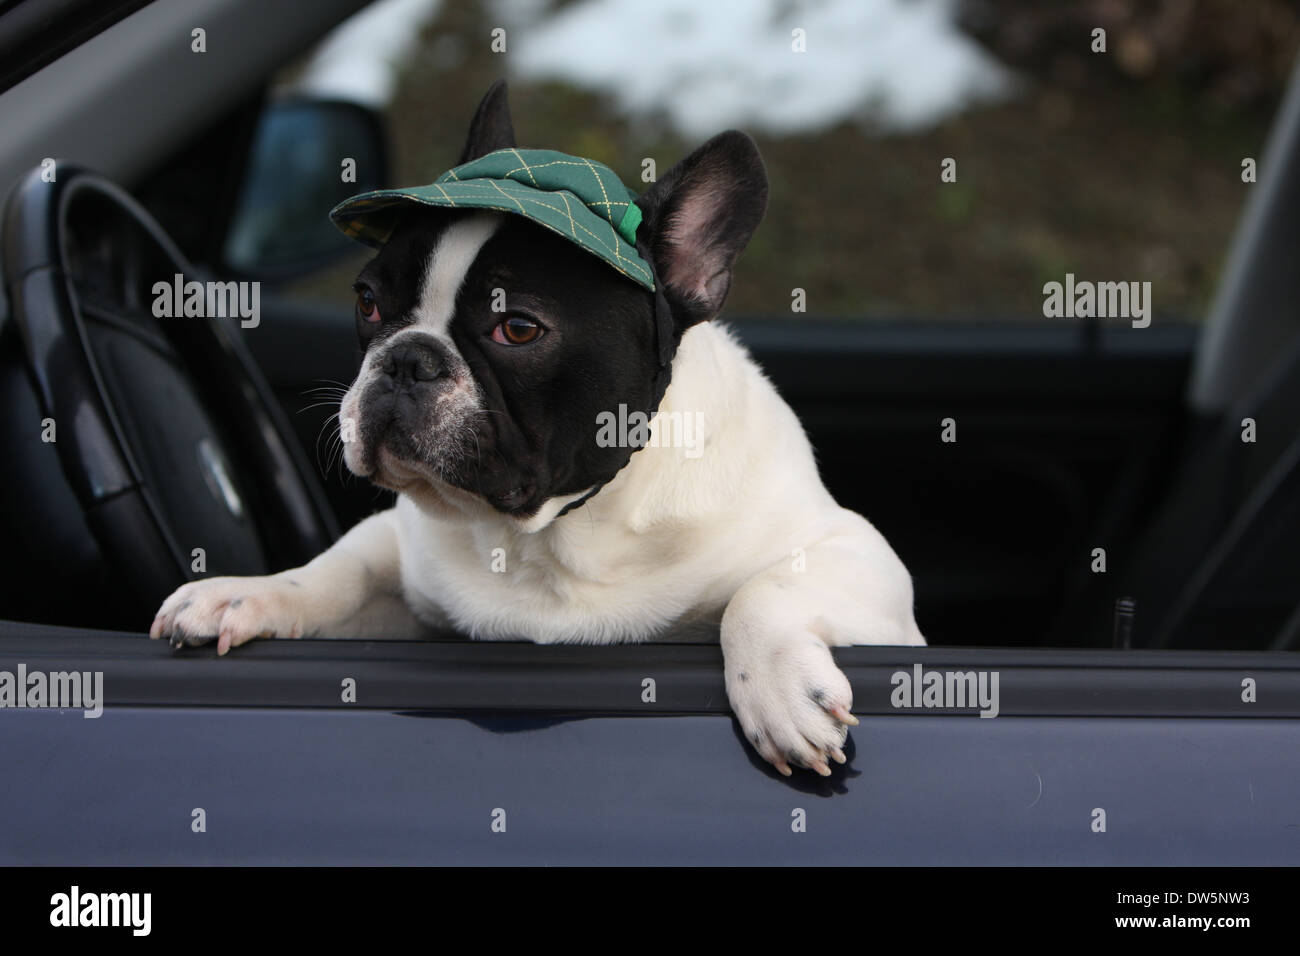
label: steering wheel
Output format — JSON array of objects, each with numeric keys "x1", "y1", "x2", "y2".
[{"x1": 2, "y1": 164, "x2": 339, "y2": 619}]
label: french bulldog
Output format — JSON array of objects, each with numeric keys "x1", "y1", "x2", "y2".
[{"x1": 151, "y1": 82, "x2": 925, "y2": 776}]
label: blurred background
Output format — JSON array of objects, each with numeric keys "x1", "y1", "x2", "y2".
[
  {"x1": 278, "y1": 0, "x2": 1300, "y2": 321},
  {"x1": 5, "y1": 0, "x2": 1297, "y2": 646}
]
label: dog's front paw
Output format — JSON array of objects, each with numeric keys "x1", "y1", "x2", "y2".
[
  {"x1": 150, "y1": 575, "x2": 308, "y2": 654},
  {"x1": 725, "y1": 638, "x2": 858, "y2": 777}
]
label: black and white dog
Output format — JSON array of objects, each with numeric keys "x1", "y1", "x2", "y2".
[{"x1": 152, "y1": 83, "x2": 924, "y2": 776}]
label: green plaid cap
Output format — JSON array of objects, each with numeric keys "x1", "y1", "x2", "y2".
[{"x1": 330, "y1": 147, "x2": 654, "y2": 290}]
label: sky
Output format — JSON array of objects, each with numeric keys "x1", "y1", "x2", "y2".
[{"x1": 294, "y1": 0, "x2": 1016, "y2": 136}]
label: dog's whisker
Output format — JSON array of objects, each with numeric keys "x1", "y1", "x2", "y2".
[{"x1": 298, "y1": 401, "x2": 345, "y2": 415}]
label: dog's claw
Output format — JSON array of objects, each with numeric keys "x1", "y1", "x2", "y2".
[{"x1": 831, "y1": 704, "x2": 859, "y2": 726}]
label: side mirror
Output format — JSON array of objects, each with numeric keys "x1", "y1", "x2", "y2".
[{"x1": 222, "y1": 97, "x2": 388, "y2": 280}]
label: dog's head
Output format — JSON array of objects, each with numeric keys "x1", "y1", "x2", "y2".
[{"x1": 339, "y1": 81, "x2": 767, "y2": 528}]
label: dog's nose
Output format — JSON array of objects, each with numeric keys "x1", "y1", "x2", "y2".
[{"x1": 382, "y1": 341, "x2": 446, "y2": 386}]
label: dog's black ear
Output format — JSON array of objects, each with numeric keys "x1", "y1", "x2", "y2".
[
  {"x1": 635, "y1": 131, "x2": 768, "y2": 326},
  {"x1": 459, "y1": 80, "x2": 516, "y2": 164}
]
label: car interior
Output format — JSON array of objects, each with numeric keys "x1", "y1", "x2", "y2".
[{"x1": 1, "y1": 0, "x2": 1297, "y2": 655}]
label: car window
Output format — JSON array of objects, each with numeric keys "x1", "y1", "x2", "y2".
[
  {"x1": 270, "y1": 0, "x2": 1298, "y2": 322},
  {"x1": 10, "y1": 0, "x2": 1282, "y2": 653}
]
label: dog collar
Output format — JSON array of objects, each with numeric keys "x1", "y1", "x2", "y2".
[{"x1": 330, "y1": 148, "x2": 655, "y2": 291}]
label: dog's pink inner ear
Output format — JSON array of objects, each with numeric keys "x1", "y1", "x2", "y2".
[
  {"x1": 644, "y1": 131, "x2": 768, "y2": 323},
  {"x1": 659, "y1": 191, "x2": 734, "y2": 312}
]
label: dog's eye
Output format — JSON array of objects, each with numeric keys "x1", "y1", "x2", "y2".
[
  {"x1": 492, "y1": 316, "x2": 544, "y2": 346},
  {"x1": 355, "y1": 285, "x2": 380, "y2": 323}
]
